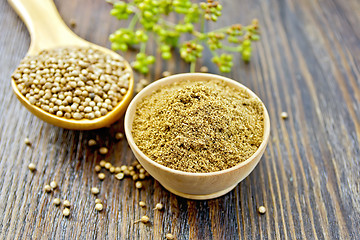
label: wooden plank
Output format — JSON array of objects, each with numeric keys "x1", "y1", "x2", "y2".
[{"x1": 0, "y1": 0, "x2": 359, "y2": 239}]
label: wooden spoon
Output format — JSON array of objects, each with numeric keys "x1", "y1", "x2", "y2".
[{"x1": 8, "y1": 0, "x2": 134, "y2": 130}]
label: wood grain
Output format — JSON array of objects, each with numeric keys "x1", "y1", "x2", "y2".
[{"x1": 0, "y1": 0, "x2": 359, "y2": 239}]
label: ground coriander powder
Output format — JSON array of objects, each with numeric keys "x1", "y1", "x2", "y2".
[{"x1": 132, "y1": 79, "x2": 265, "y2": 173}]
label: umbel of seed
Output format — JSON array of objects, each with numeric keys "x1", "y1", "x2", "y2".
[{"x1": 12, "y1": 47, "x2": 131, "y2": 120}]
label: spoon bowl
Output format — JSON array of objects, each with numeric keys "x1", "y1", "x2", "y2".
[
  {"x1": 125, "y1": 73, "x2": 270, "y2": 200},
  {"x1": 9, "y1": 0, "x2": 134, "y2": 130}
]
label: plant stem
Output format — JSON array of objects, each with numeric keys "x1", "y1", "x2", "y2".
[
  {"x1": 128, "y1": 14, "x2": 139, "y2": 30},
  {"x1": 200, "y1": 13, "x2": 205, "y2": 33},
  {"x1": 140, "y1": 42, "x2": 146, "y2": 53},
  {"x1": 222, "y1": 45, "x2": 240, "y2": 52},
  {"x1": 190, "y1": 61, "x2": 196, "y2": 73},
  {"x1": 209, "y1": 49, "x2": 218, "y2": 57}
]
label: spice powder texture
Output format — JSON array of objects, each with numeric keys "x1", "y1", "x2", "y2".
[{"x1": 132, "y1": 79, "x2": 265, "y2": 173}]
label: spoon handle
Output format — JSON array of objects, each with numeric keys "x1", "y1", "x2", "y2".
[{"x1": 8, "y1": 0, "x2": 85, "y2": 55}]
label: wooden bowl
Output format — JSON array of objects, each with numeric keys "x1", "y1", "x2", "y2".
[{"x1": 124, "y1": 73, "x2": 270, "y2": 200}]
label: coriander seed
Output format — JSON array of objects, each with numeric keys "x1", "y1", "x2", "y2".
[
  {"x1": 44, "y1": 185, "x2": 52, "y2": 193},
  {"x1": 115, "y1": 132, "x2": 124, "y2": 140},
  {"x1": 135, "y1": 181, "x2": 143, "y2": 189},
  {"x1": 166, "y1": 233, "x2": 175, "y2": 240},
  {"x1": 139, "y1": 201, "x2": 146, "y2": 207},
  {"x1": 63, "y1": 200, "x2": 71, "y2": 208},
  {"x1": 99, "y1": 160, "x2": 106, "y2": 167},
  {"x1": 281, "y1": 112, "x2": 288, "y2": 119},
  {"x1": 139, "y1": 168, "x2": 145, "y2": 174},
  {"x1": 63, "y1": 208, "x2": 70, "y2": 217},
  {"x1": 12, "y1": 47, "x2": 130, "y2": 120},
  {"x1": 132, "y1": 174, "x2": 139, "y2": 181},
  {"x1": 95, "y1": 203, "x2": 103, "y2": 211},
  {"x1": 162, "y1": 71, "x2": 171, "y2": 77},
  {"x1": 94, "y1": 165, "x2": 101, "y2": 172},
  {"x1": 131, "y1": 161, "x2": 139, "y2": 167},
  {"x1": 110, "y1": 167, "x2": 115, "y2": 173},
  {"x1": 134, "y1": 215, "x2": 150, "y2": 224},
  {"x1": 154, "y1": 203, "x2": 163, "y2": 211},
  {"x1": 50, "y1": 181, "x2": 58, "y2": 189},
  {"x1": 69, "y1": 19, "x2": 77, "y2": 28},
  {"x1": 200, "y1": 66, "x2": 209, "y2": 73},
  {"x1": 98, "y1": 173, "x2": 106, "y2": 180},
  {"x1": 139, "y1": 173, "x2": 145, "y2": 180},
  {"x1": 115, "y1": 172, "x2": 124, "y2": 180},
  {"x1": 28, "y1": 163, "x2": 36, "y2": 172},
  {"x1": 91, "y1": 187, "x2": 100, "y2": 195},
  {"x1": 105, "y1": 162, "x2": 112, "y2": 169},
  {"x1": 88, "y1": 139, "x2": 97, "y2": 147},
  {"x1": 53, "y1": 198, "x2": 61, "y2": 206},
  {"x1": 95, "y1": 199, "x2": 102, "y2": 204},
  {"x1": 24, "y1": 138, "x2": 31, "y2": 146},
  {"x1": 99, "y1": 147, "x2": 108, "y2": 155},
  {"x1": 115, "y1": 167, "x2": 121, "y2": 173},
  {"x1": 120, "y1": 165, "x2": 127, "y2": 171},
  {"x1": 128, "y1": 166, "x2": 134, "y2": 171},
  {"x1": 258, "y1": 206, "x2": 266, "y2": 214}
]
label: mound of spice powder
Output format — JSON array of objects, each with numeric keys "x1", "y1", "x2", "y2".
[
  {"x1": 132, "y1": 79, "x2": 265, "y2": 173},
  {"x1": 12, "y1": 47, "x2": 130, "y2": 120}
]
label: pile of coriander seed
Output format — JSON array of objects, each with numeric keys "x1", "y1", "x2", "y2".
[{"x1": 12, "y1": 47, "x2": 131, "y2": 120}]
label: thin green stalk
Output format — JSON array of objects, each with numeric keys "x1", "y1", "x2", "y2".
[
  {"x1": 140, "y1": 42, "x2": 146, "y2": 53},
  {"x1": 209, "y1": 49, "x2": 218, "y2": 57},
  {"x1": 190, "y1": 62, "x2": 196, "y2": 73},
  {"x1": 200, "y1": 13, "x2": 205, "y2": 33},
  {"x1": 222, "y1": 45, "x2": 240, "y2": 52},
  {"x1": 128, "y1": 14, "x2": 139, "y2": 30}
]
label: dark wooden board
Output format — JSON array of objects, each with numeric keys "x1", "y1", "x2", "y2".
[{"x1": 0, "y1": 0, "x2": 359, "y2": 239}]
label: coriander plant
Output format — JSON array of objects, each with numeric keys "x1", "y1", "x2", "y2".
[{"x1": 108, "y1": 0, "x2": 260, "y2": 74}]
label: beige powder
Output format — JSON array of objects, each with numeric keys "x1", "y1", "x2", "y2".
[{"x1": 132, "y1": 79, "x2": 265, "y2": 173}]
